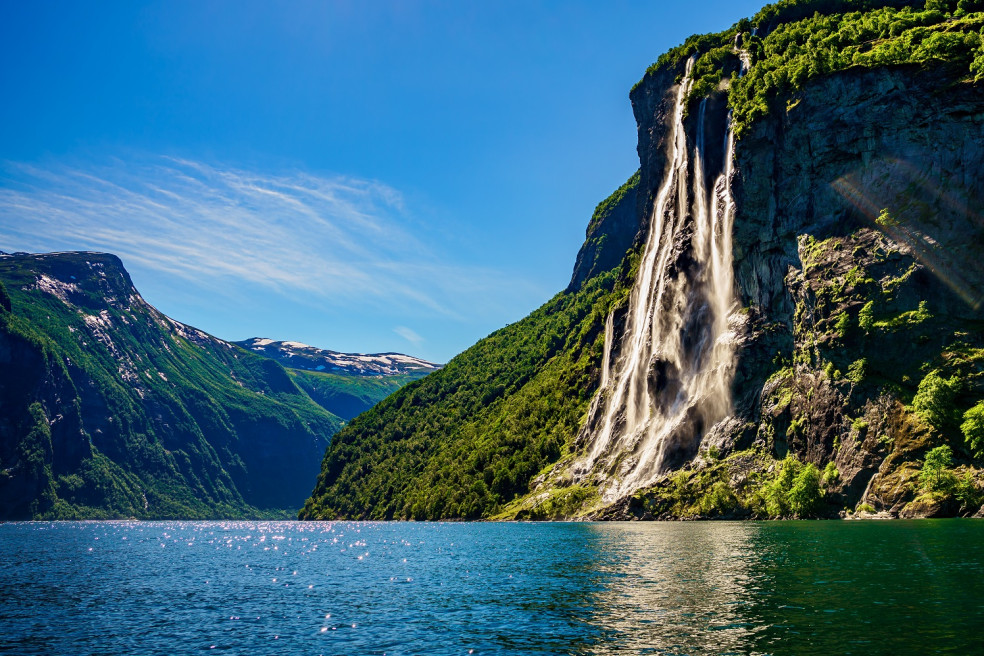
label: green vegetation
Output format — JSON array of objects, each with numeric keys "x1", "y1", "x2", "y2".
[
  {"x1": 627, "y1": 451, "x2": 841, "y2": 519},
  {"x1": 0, "y1": 253, "x2": 342, "y2": 519},
  {"x1": 919, "y1": 444, "x2": 955, "y2": 490},
  {"x1": 859, "y1": 300, "x2": 875, "y2": 332},
  {"x1": 847, "y1": 358, "x2": 868, "y2": 382},
  {"x1": 19, "y1": 403, "x2": 57, "y2": 516},
  {"x1": 0, "y1": 280, "x2": 11, "y2": 313},
  {"x1": 687, "y1": 46, "x2": 742, "y2": 109},
  {"x1": 762, "y1": 457, "x2": 799, "y2": 516},
  {"x1": 516, "y1": 485, "x2": 601, "y2": 520},
  {"x1": 638, "y1": 0, "x2": 984, "y2": 137},
  {"x1": 912, "y1": 370, "x2": 961, "y2": 431},
  {"x1": 732, "y1": 1, "x2": 984, "y2": 136},
  {"x1": 586, "y1": 171, "x2": 640, "y2": 236},
  {"x1": 876, "y1": 208, "x2": 901, "y2": 227},
  {"x1": 761, "y1": 456, "x2": 825, "y2": 517},
  {"x1": 289, "y1": 369, "x2": 419, "y2": 421},
  {"x1": 962, "y1": 401, "x2": 984, "y2": 457},
  {"x1": 873, "y1": 300, "x2": 933, "y2": 330},
  {"x1": 788, "y1": 463, "x2": 825, "y2": 516},
  {"x1": 909, "y1": 443, "x2": 983, "y2": 513},
  {"x1": 955, "y1": 470, "x2": 984, "y2": 508},
  {"x1": 635, "y1": 459, "x2": 743, "y2": 519},
  {"x1": 301, "y1": 261, "x2": 634, "y2": 520}
]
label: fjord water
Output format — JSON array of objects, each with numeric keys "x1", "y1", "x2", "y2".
[{"x1": 1, "y1": 521, "x2": 981, "y2": 655}]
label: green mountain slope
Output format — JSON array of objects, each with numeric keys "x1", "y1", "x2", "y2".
[
  {"x1": 288, "y1": 370, "x2": 422, "y2": 421},
  {"x1": 299, "y1": 187, "x2": 640, "y2": 520},
  {"x1": 303, "y1": 0, "x2": 984, "y2": 521},
  {"x1": 0, "y1": 252, "x2": 342, "y2": 519}
]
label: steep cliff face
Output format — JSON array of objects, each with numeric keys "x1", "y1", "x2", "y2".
[
  {"x1": 730, "y1": 63, "x2": 984, "y2": 515},
  {"x1": 586, "y1": 59, "x2": 984, "y2": 519},
  {"x1": 734, "y1": 64, "x2": 984, "y2": 320},
  {"x1": 567, "y1": 172, "x2": 641, "y2": 292},
  {"x1": 0, "y1": 252, "x2": 341, "y2": 519}
]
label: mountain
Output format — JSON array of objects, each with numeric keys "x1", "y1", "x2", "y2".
[
  {"x1": 0, "y1": 251, "x2": 345, "y2": 519},
  {"x1": 235, "y1": 338, "x2": 440, "y2": 421},
  {"x1": 301, "y1": 0, "x2": 984, "y2": 521},
  {"x1": 235, "y1": 337, "x2": 439, "y2": 377}
]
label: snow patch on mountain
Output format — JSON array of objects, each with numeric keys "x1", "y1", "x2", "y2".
[
  {"x1": 34, "y1": 274, "x2": 80, "y2": 305},
  {"x1": 236, "y1": 337, "x2": 441, "y2": 377}
]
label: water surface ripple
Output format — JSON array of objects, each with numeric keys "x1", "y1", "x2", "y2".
[{"x1": 0, "y1": 520, "x2": 980, "y2": 655}]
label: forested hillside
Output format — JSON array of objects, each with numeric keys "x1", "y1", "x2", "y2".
[{"x1": 300, "y1": 263, "x2": 634, "y2": 519}]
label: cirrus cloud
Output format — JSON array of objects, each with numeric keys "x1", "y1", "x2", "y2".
[{"x1": 0, "y1": 156, "x2": 542, "y2": 322}]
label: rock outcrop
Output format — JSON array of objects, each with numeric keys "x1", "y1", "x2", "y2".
[{"x1": 595, "y1": 60, "x2": 984, "y2": 518}]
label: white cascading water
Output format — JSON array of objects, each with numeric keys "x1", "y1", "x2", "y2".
[
  {"x1": 575, "y1": 54, "x2": 745, "y2": 501},
  {"x1": 599, "y1": 310, "x2": 615, "y2": 390}
]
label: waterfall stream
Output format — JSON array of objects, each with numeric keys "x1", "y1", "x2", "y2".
[{"x1": 575, "y1": 55, "x2": 745, "y2": 502}]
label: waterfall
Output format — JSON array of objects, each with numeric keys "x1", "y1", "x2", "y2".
[
  {"x1": 575, "y1": 55, "x2": 744, "y2": 502},
  {"x1": 600, "y1": 310, "x2": 615, "y2": 390}
]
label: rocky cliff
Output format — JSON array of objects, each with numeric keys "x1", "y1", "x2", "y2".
[
  {"x1": 725, "y1": 62, "x2": 984, "y2": 517},
  {"x1": 0, "y1": 252, "x2": 342, "y2": 519},
  {"x1": 581, "y1": 12, "x2": 984, "y2": 520},
  {"x1": 567, "y1": 172, "x2": 641, "y2": 292}
]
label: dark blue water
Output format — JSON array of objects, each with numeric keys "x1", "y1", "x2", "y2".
[{"x1": 1, "y1": 520, "x2": 981, "y2": 655}]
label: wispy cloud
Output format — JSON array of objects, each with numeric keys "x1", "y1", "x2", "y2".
[
  {"x1": 0, "y1": 156, "x2": 536, "y2": 319},
  {"x1": 393, "y1": 326, "x2": 424, "y2": 347}
]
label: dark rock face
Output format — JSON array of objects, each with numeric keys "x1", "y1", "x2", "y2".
[
  {"x1": 732, "y1": 65, "x2": 984, "y2": 513},
  {"x1": 600, "y1": 62, "x2": 984, "y2": 517},
  {"x1": 630, "y1": 60, "x2": 690, "y2": 239},
  {"x1": 734, "y1": 64, "x2": 984, "y2": 315},
  {"x1": 567, "y1": 179, "x2": 639, "y2": 292}
]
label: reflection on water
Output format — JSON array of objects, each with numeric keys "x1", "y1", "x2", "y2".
[
  {"x1": 0, "y1": 520, "x2": 981, "y2": 655},
  {"x1": 742, "y1": 520, "x2": 984, "y2": 656},
  {"x1": 580, "y1": 520, "x2": 984, "y2": 655},
  {"x1": 581, "y1": 522, "x2": 768, "y2": 654}
]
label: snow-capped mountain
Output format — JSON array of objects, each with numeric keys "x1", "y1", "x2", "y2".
[{"x1": 235, "y1": 337, "x2": 441, "y2": 377}]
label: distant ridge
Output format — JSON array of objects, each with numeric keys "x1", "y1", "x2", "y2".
[
  {"x1": 235, "y1": 337, "x2": 441, "y2": 377},
  {"x1": 0, "y1": 250, "x2": 442, "y2": 519}
]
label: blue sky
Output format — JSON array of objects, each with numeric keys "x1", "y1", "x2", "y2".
[{"x1": 1, "y1": 0, "x2": 765, "y2": 363}]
